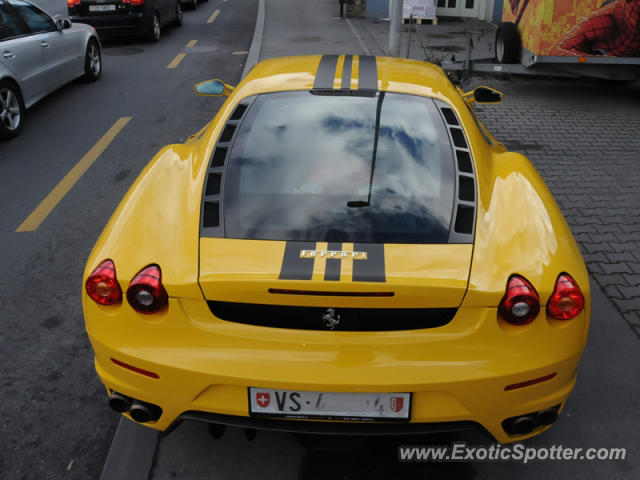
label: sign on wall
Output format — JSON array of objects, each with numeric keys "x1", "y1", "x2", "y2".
[{"x1": 404, "y1": 0, "x2": 437, "y2": 19}]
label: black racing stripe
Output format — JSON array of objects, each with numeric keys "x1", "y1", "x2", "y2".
[
  {"x1": 352, "y1": 243, "x2": 386, "y2": 283},
  {"x1": 279, "y1": 242, "x2": 316, "y2": 280},
  {"x1": 314, "y1": 55, "x2": 339, "y2": 90},
  {"x1": 324, "y1": 242, "x2": 342, "y2": 281},
  {"x1": 358, "y1": 56, "x2": 378, "y2": 91},
  {"x1": 341, "y1": 55, "x2": 353, "y2": 90}
]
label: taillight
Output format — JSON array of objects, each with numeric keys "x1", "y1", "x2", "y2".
[
  {"x1": 499, "y1": 275, "x2": 540, "y2": 325},
  {"x1": 67, "y1": 0, "x2": 81, "y2": 6},
  {"x1": 123, "y1": 0, "x2": 145, "y2": 5},
  {"x1": 126, "y1": 265, "x2": 168, "y2": 314},
  {"x1": 548, "y1": 273, "x2": 584, "y2": 320},
  {"x1": 86, "y1": 260, "x2": 122, "y2": 305}
]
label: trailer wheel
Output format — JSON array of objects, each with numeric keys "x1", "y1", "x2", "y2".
[{"x1": 496, "y1": 22, "x2": 521, "y2": 64}]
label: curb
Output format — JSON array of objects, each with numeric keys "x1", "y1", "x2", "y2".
[
  {"x1": 241, "y1": 0, "x2": 265, "y2": 79},
  {"x1": 100, "y1": 417, "x2": 159, "y2": 480}
]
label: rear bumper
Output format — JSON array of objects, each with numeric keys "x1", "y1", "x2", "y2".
[
  {"x1": 86, "y1": 296, "x2": 588, "y2": 443},
  {"x1": 69, "y1": 13, "x2": 149, "y2": 36},
  {"x1": 178, "y1": 411, "x2": 491, "y2": 438}
]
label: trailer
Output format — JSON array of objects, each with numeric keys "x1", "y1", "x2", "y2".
[{"x1": 442, "y1": 0, "x2": 640, "y2": 80}]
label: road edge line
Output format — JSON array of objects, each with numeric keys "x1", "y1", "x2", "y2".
[
  {"x1": 15, "y1": 116, "x2": 132, "y2": 232},
  {"x1": 241, "y1": 0, "x2": 265, "y2": 79}
]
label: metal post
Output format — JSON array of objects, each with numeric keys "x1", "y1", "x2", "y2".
[{"x1": 389, "y1": 0, "x2": 404, "y2": 57}]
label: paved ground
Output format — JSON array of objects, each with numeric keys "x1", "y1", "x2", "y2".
[
  {"x1": 0, "y1": 0, "x2": 256, "y2": 478},
  {"x1": 1, "y1": 0, "x2": 639, "y2": 478}
]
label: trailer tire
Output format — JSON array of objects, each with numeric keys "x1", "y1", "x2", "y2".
[{"x1": 496, "y1": 22, "x2": 521, "y2": 64}]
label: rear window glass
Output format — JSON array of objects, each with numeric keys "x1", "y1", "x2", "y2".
[{"x1": 222, "y1": 91, "x2": 455, "y2": 244}]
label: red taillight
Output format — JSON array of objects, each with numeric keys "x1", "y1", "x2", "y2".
[
  {"x1": 548, "y1": 273, "x2": 584, "y2": 320},
  {"x1": 86, "y1": 260, "x2": 122, "y2": 305},
  {"x1": 126, "y1": 265, "x2": 168, "y2": 314},
  {"x1": 128, "y1": 0, "x2": 145, "y2": 5},
  {"x1": 67, "y1": 0, "x2": 80, "y2": 6},
  {"x1": 499, "y1": 275, "x2": 540, "y2": 325}
]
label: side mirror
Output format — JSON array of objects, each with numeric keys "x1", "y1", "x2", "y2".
[
  {"x1": 463, "y1": 86, "x2": 503, "y2": 104},
  {"x1": 195, "y1": 79, "x2": 235, "y2": 97},
  {"x1": 56, "y1": 18, "x2": 72, "y2": 30}
]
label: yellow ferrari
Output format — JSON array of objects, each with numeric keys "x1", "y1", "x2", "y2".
[{"x1": 83, "y1": 55, "x2": 589, "y2": 443}]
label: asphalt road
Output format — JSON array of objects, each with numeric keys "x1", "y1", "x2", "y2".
[
  {"x1": 0, "y1": 0, "x2": 256, "y2": 478},
  {"x1": 2, "y1": 1, "x2": 639, "y2": 479}
]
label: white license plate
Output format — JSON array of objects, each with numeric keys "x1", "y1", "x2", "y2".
[
  {"x1": 249, "y1": 388, "x2": 411, "y2": 421},
  {"x1": 89, "y1": 5, "x2": 116, "y2": 11}
]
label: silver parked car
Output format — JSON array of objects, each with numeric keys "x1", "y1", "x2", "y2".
[{"x1": 0, "y1": 0, "x2": 101, "y2": 140}]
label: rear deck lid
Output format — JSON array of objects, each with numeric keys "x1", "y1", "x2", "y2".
[{"x1": 199, "y1": 88, "x2": 477, "y2": 312}]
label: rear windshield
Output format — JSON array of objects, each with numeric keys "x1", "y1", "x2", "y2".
[{"x1": 223, "y1": 91, "x2": 455, "y2": 244}]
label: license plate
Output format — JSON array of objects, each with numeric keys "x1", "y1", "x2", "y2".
[
  {"x1": 249, "y1": 388, "x2": 411, "y2": 421},
  {"x1": 89, "y1": 5, "x2": 116, "y2": 11}
]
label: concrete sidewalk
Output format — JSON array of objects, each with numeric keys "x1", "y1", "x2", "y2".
[{"x1": 252, "y1": 0, "x2": 495, "y2": 67}]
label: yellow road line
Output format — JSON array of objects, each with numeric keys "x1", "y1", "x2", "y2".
[
  {"x1": 207, "y1": 9, "x2": 220, "y2": 23},
  {"x1": 186, "y1": 39, "x2": 198, "y2": 48},
  {"x1": 16, "y1": 117, "x2": 132, "y2": 232},
  {"x1": 167, "y1": 52, "x2": 186, "y2": 69}
]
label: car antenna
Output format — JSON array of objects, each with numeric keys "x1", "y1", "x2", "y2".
[{"x1": 347, "y1": 92, "x2": 385, "y2": 208}]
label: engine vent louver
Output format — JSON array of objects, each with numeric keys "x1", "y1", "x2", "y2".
[
  {"x1": 450, "y1": 128, "x2": 467, "y2": 149},
  {"x1": 230, "y1": 104, "x2": 247, "y2": 120},
  {"x1": 458, "y1": 175, "x2": 474, "y2": 202},
  {"x1": 205, "y1": 173, "x2": 221, "y2": 196},
  {"x1": 211, "y1": 147, "x2": 227, "y2": 167},
  {"x1": 456, "y1": 150, "x2": 473, "y2": 173},
  {"x1": 203, "y1": 201, "x2": 220, "y2": 227},
  {"x1": 201, "y1": 100, "x2": 254, "y2": 234},
  {"x1": 220, "y1": 124, "x2": 236, "y2": 143},
  {"x1": 436, "y1": 102, "x2": 477, "y2": 244},
  {"x1": 441, "y1": 107, "x2": 459, "y2": 126},
  {"x1": 454, "y1": 205, "x2": 474, "y2": 234}
]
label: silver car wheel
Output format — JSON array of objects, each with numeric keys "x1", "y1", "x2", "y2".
[
  {"x1": 0, "y1": 88, "x2": 21, "y2": 131},
  {"x1": 89, "y1": 44, "x2": 101, "y2": 76}
]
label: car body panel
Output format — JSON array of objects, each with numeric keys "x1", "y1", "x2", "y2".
[
  {"x1": 83, "y1": 55, "x2": 590, "y2": 443},
  {"x1": 0, "y1": 32, "x2": 48, "y2": 101},
  {"x1": 199, "y1": 239, "x2": 472, "y2": 308}
]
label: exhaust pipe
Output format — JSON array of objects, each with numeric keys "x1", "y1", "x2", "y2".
[
  {"x1": 108, "y1": 392, "x2": 132, "y2": 413},
  {"x1": 536, "y1": 407, "x2": 559, "y2": 426},
  {"x1": 129, "y1": 401, "x2": 162, "y2": 423},
  {"x1": 512, "y1": 415, "x2": 536, "y2": 435}
]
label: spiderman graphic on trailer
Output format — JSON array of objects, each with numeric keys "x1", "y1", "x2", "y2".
[
  {"x1": 553, "y1": 0, "x2": 640, "y2": 56},
  {"x1": 511, "y1": 0, "x2": 640, "y2": 56}
]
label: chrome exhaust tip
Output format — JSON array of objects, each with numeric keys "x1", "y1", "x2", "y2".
[
  {"x1": 536, "y1": 407, "x2": 559, "y2": 426},
  {"x1": 108, "y1": 392, "x2": 132, "y2": 413},
  {"x1": 512, "y1": 415, "x2": 536, "y2": 435},
  {"x1": 130, "y1": 401, "x2": 162, "y2": 423}
]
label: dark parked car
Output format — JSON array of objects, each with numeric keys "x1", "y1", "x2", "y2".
[
  {"x1": 67, "y1": 0, "x2": 183, "y2": 42},
  {"x1": 180, "y1": 0, "x2": 207, "y2": 12}
]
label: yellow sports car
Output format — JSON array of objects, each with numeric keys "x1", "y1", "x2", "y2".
[{"x1": 83, "y1": 55, "x2": 589, "y2": 443}]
